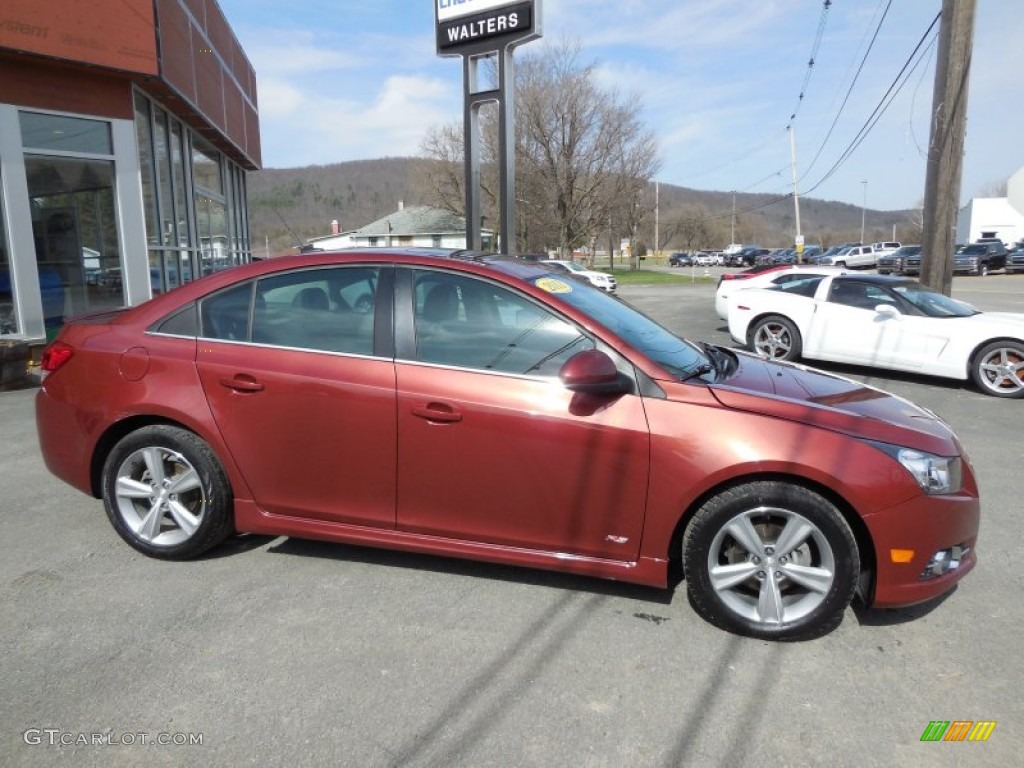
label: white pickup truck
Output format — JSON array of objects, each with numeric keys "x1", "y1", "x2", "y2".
[{"x1": 817, "y1": 244, "x2": 876, "y2": 269}]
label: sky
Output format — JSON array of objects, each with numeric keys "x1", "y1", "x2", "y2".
[{"x1": 217, "y1": 0, "x2": 1023, "y2": 212}]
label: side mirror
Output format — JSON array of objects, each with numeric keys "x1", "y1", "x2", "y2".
[
  {"x1": 559, "y1": 349, "x2": 630, "y2": 395},
  {"x1": 875, "y1": 303, "x2": 901, "y2": 317}
]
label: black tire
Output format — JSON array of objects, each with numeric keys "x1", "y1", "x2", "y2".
[
  {"x1": 835, "y1": 260, "x2": 847, "y2": 268},
  {"x1": 749, "y1": 314, "x2": 802, "y2": 361},
  {"x1": 978, "y1": 262, "x2": 989, "y2": 276},
  {"x1": 682, "y1": 482, "x2": 859, "y2": 640},
  {"x1": 102, "y1": 425, "x2": 235, "y2": 559},
  {"x1": 971, "y1": 340, "x2": 1024, "y2": 398}
]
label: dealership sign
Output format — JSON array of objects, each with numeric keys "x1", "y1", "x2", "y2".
[{"x1": 435, "y1": 0, "x2": 540, "y2": 55}]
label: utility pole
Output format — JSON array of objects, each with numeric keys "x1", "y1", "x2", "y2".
[
  {"x1": 921, "y1": 0, "x2": 976, "y2": 296},
  {"x1": 789, "y1": 127, "x2": 803, "y2": 262},
  {"x1": 860, "y1": 180, "x2": 867, "y2": 244},
  {"x1": 731, "y1": 192, "x2": 736, "y2": 244}
]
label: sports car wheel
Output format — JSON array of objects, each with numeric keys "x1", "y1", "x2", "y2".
[
  {"x1": 102, "y1": 425, "x2": 234, "y2": 558},
  {"x1": 682, "y1": 482, "x2": 859, "y2": 640},
  {"x1": 972, "y1": 341, "x2": 1024, "y2": 398},
  {"x1": 750, "y1": 315, "x2": 802, "y2": 361}
]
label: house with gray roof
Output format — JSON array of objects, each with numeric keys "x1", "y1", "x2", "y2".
[{"x1": 305, "y1": 202, "x2": 495, "y2": 251}]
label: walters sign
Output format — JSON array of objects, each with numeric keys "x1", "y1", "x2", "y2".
[{"x1": 435, "y1": 0, "x2": 540, "y2": 54}]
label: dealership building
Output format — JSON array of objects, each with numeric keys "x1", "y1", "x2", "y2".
[{"x1": 0, "y1": 0, "x2": 260, "y2": 343}]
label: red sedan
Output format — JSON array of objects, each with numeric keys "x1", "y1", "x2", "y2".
[{"x1": 36, "y1": 249, "x2": 979, "y2": 640}]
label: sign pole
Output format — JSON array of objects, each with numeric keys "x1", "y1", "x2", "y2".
[{"x1": 436, "y1": 0, "x2": 542, "y2": 254}]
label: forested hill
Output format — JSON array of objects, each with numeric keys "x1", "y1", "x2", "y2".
[{"x1": 248, "y1": 156, "x2": 916, "y2": 256}]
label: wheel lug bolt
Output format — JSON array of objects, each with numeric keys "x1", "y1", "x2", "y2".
[
  {"x1": 756, "y1": 571, "x2": 766, "y2": 579},
  {"x1": 751, "y1": 556, "x2": 761, "y2": 564},
  {"x1": 765, "y1": 547, "x2": 774, "y2": 555},
  {"x1": 779, "y1": 556, "x2": 787, "y2": 564}
]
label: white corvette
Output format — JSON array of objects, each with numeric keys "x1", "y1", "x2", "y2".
[{"x1": 727, "y1": 273, "x2": 1024, "y2": 398}]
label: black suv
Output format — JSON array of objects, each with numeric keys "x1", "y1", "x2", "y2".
[{"x1": 953, "y1": 242, "x2": 1008, "y2": 276}]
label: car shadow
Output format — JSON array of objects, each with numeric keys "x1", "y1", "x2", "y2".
[
  {"x1": 195, "y1": 532, "x2": 280, "y2": 559},
  {"x1": 265, "y1": 537, "x2": 675, "y2": 605},
  {"x1": 852, "y1": 588, "x2": 955, "y2": 627}
]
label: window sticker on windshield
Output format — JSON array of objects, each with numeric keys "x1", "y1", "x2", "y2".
[{"x1": 536, "y1": 278, "x2": 573, "y2": 294}]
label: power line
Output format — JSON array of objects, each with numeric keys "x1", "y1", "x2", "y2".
[
  {"x1": 798, "y1": 0, "x2": 893, "y2": 182},
  {"x1": 787, "y1": 0, "x2": 834, "y2": 128},
  {"x1": 803, "y1": 12, "x2": 941, "y2": 196}
]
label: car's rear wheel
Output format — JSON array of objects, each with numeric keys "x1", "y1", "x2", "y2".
[
  {"x1": 102, "y1": 425, "x2": 234, "y2": 559},
  {"x1": 749, "y1": 315, "x2": 802, "y2": 361},
  {"x1": 682, "y1": 482, "x2": 859, "y2": 640},
  {"x1": 971, "y1": 341, "x2": 1024, "y2": 398}
]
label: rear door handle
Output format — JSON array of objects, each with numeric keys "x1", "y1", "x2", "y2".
[
  {"x1": 411, "y1": 404, "x2": 463, "y2": 423},
  {"x1": 220, "y1": 375, "x2": 265, "y2": 393}
]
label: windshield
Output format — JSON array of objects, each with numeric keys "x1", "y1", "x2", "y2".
[
  {"x1": 533, "y1": 275, "x2": 708, "y2": 380},
  {"x1": 892, "y1": 283, "x2": 979, "y2": 317},
  {"x1": 958, "y1": 245, "x2": 986, "y2": 256}
]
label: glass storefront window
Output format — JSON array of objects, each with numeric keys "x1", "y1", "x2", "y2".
[
  {"x1": 192, "y1": 138, "x2": 222, "y2": 195},
  {"x1": 20, "y1": 112, "x2": 113, "y2": 155},
  {"x1": 196, "y1": 196, "x2": 228, "y2": 276},
  {"x1": 0, "y1": 171, "x2": 17, "y2": 335},
  {"x1": 24, "y1": 155, "x2": 125, "y2": 327},
  {"x1": 153, "y1": 107, "x2": 176, "y2": 247},
  {"x1": 170, "y1": 121, "x2": 189, "y2": 247},
  {"x1": 134, "y1": 93, "x2": 158, "y2": 246}
]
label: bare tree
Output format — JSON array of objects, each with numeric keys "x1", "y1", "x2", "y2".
[
  {"x1": 976, "y1": 178, "x2": 1008, "y2": 197},
  {"x1": 905, "y1": 199, "x2": 925, "y2": 244},
  {"x1": 664, "y1": 205, "x2": 711, "y2": 251},
  {"x1": 420, "y1": 40, "x2": 659, "y2": 256}
]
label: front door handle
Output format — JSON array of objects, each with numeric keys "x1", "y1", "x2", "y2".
[
  {"x1": 220, "y1": 375, "x2": 265, "y2": 393},
  {"x1": 411, "y1": 403, "x2": 463, "y2": 423}
]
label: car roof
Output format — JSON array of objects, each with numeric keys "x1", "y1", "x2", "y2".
[{"x1": 832, "y1": 274, "x2": 916, "y2": 286}]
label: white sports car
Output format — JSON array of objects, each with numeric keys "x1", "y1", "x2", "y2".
[
  {"x1": 714, "y1": 265, "x2": 848, "y2": 320},
  {"x1": 727, "y1": 273, "x2": 1024, "y2": 398}
]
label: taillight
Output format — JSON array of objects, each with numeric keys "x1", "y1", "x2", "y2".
[{"x1": 40, "y1": 341, "x2": 74, "y2": 378}]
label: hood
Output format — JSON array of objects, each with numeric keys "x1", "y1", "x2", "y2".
[
  {"x1": 708, "y1": 351, "x2": 959, "y2": 455},
  {"x1": 963, "y1": 312, "x2": 1024, "y2": 332}
]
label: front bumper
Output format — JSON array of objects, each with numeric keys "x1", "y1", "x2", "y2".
[{"x1": 864, "y1": 490, "x2": 979, "y2": 608}]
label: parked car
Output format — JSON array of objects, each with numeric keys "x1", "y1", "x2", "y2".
[
  {"x1": 810, "y1": 243, "x2": 860, "y2": 265},
  {"x1": 668, "y1": 252, "x2": 693, "y2": 267},
  {"x1": 714, "y1": 265, "x2": 848, "y2": 320},
  {"x1": 732, "y1": 246, "x2": 771, "y2": 267},
  {"x1": 817, "y1": 245, "x2": 876, "y2": 269},
  {"x1": 1006, "y1": 244, "x2": 1024, "y2": 274},
  {"x1": 36, "y1": 248, "x2": 979, "y2": 641},
  {"x1": 871, "y1": 241, "x2": 901, "y2": 258},
  {"x1": 727, "y1": 271, "x2": 1024, "y2": 397},
  {"x1": 953, "y1": 242, "x2": 1008, "y2": 276},
  {"x1": 876, "y1": 245, "x2": 921, "y2": 275},
  {"x1": 540, "y1": 259, "x2": 617, "y2": 292}
]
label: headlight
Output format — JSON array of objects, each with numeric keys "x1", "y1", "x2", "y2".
[{"x1": 870, "y1": 443, "x2": 963, "y2": 494}]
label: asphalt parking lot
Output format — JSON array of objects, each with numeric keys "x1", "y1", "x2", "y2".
[{"x1": 2, "y1": 273, "x2": 1023, "y2": 767}]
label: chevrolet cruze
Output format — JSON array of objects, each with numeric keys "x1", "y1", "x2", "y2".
[{"x1": 36, "y1": 249, "x2": 979, "y2": 640}]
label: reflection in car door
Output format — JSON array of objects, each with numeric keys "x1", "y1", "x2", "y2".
[
  {"x1": 393, "y1": 268, "x2": 651, "y2": 561},
  {"x1": 195, "y1": 268, "x2": 398, "y2": 528}
]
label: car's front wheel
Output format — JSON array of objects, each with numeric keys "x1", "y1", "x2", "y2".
[
  {"x1": 682, "y1": 482, "x2": 859, "y2": 640},
  {"x1": 971, "y1": 340, "x2": 1024, "y2": 398},
  {"x1": 749, "y1": 315, "x2": 802, "y2": 361},
  {"x1": 102, "y1": 425, "x2": 235, "y2": 559}
]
